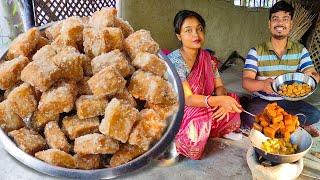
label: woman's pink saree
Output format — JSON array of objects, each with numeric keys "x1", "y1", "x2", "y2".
[{"x1": 175, "y1": 50, "x2": 240, "y2": 160}]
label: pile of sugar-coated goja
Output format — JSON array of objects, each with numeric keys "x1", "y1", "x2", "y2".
[{"x1": 0, "y1": 7, "x2": 178, "y2": 169}]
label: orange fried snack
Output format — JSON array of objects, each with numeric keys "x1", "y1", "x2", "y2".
[
  {"x1": 7, "y1": 27, "x2": 41, "y2": 60},
  {"x1": 132, "y1": 52, "x2": 167, "y2": 77},
  {"x1": 74, "y1": 154, "x2": 101, "y2": 170},
  {"x1": 254, "y1": 102, "x2": 300, "y2": 140},
  {"x1": 263, "y1": 127, "x2": 276, "y2": 139},
  {"x1": 7, "y1": 83, "x2": 37, "y2": 118},
  {"x1": 91, "y1": 49, "x2": 131, "y2": 77},
  {"x1": 0, "y1": 100, "x2": 24, "y2": 133},
  {"x1": 114, "y1": 17, "x2": 134, "y2": 38},
  {"x1": 74, "y1": 133, "x2": 119, "y2": 155},
  {"x1": 62, "y1": 115, "x2": 100, "y2": 140},
  {"x1": 110, "y1": 144, "x2": 145, "y2": 167},
  {"x1": 31, "y1": 110, "x2": 60, "y2": 130},
  {"x1": 128, "y1": 70, "x2": 177, "y2": 105},
  {"x1": 99, "y1": 98, "x2": 139, "y2": 143},
  {"x1": 44, "y1": 121, "x2": 70, "y2": 153},
  {"x1": 21, "y1": 57, "x2": 62, "y2": 92},
  {"x1": 76, "y1": 95, "x2": 108, "y2": 119},
  {"x1": 88, "y1": 7, "x2": 117, "y2": 29},
  {"x1": 38, "y1": 81, "x2": 77, "y2": 114},
  {"x1": 129, "y1": 109, "x2": 167, "y2": 150},
  {"x1": 253, "y1": 122, "x2": 263, "y2": 132},
  {"x1": 0, "y1": 56, "x2": 29, "y2": 90},
  {"x1": 9, "y1": 127, "x2": 46, "y2": 155},
  {"x1": 88, "y1": 66, "x2": 126, "y2": 97},
  {"x1": 124, "y1": 29, "x2": 159, "y2": 59},
  {"x1": 35, "y1": 149, "x2": 75, "y2": 168}
]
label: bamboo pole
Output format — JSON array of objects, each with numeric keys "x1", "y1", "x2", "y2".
[{"x1": 289, "y1": 2, "x2": 315, "y2": 41}]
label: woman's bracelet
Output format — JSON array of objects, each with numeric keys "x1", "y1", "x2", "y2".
[{"x1": 205, "y1": 95, "x2": 212, "y2": 108}]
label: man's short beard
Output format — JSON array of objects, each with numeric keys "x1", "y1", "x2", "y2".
[{"x1": 272, "y1": 34, "x2": 287, "y2": 40}]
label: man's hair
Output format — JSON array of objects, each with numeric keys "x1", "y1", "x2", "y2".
[
  {"x1": 173, "y1": 10, "x2": 206, "y2": 34},
  {"x1": 269, "y1": 1, "x2": 294, "y2": 20}
]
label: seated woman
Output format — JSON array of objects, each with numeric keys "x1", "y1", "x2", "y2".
[{"x1": 167, "y1": 10, "x2": 243, "y2": 160}]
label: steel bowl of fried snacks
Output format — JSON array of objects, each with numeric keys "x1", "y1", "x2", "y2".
[
  {"x1": 250, "y1": 127, "x2": 312, "y2": 164},
  {"x1": 272, "y1": 72, "x2": 317, "y2": 101},
  {"x1": 0, "y1": 7, "x2": 185, "y2": 179},
  {"x1": 250, "y1": 103, "x2": 313, "y2": 164}
]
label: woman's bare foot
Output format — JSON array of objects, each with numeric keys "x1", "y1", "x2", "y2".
[{"x1": 304, "y1": 125, "x2": 320, "y2": 137}]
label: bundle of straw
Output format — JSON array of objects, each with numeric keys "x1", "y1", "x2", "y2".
[
  {"x1": 289, "y1": 2, "x2": 315, "y2": 41},
  {"x1": 308, "y1": 14, "x2": 320, "y2": 72}
]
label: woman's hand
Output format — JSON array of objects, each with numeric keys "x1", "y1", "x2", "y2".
[
  {"x1": 215, "y1": 86, "x2": 227, "y2": 96},
  {"x1": 209, "y1": 96, "x2": 242, "y2": 121}
]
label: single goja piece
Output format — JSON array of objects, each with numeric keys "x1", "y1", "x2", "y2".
[
  {"x1": 62, "y1": 115, "x2": 100, "y2": 140},
  {"x1": 76, "y1": 95, "x2": 108, "y2": 119},
  {"x1": 7, "y1": 27, "x2": 41, "y2": 60},
  {"x1": 44, "y1": 121, "x2": 70, "y2": 153},
  {"x1": 31, "y1": 110, "x2": 60, "y2": 130},
  {"x1": 0, "y1": 100, "x2": 24, "y2": 133},
  {"x1": 128, "y1": 70, "x2": 177, "y2": 105},
  {"x1": 9, "y1": 127, "x2": 46, "y2": 155},
  {"x1": 74, "y1": 154, "x2": 101, "y2": 170},
  {"x1": 110, "y1": 143, "x2": 145, "y2": 167},
  {"x1": 35, "y1": 149, "x2": 75, "y2": 168},
  {"x1": 91, "y1": 49, "x2": 131, "y2": 77},
  {"x1": 0, "y1": 56, "x2": 29, "y2": 90},
  {"x1": 38, "y1": 81, "x2": 77, "y2": 114},
  {"x1": 88, "y1": 7, "x2": 117, "y2": 29},
  {"x1": 21, "y1": 56, "x2": 62, "y2": 92},
  {"x1": 74, "y1": 133, "x2": 119, "y2": 155},
  {"x1": 128, "y1": 109, "x2": 167, "y2": 150},
  {"x1": 99, "y1": 98, "x2": 139, "y2": 143},
  {"x1": 132, "y1": 52, "x2": 166, "y2": 77},
  {"x1": 114, "y1": 17, "x2": 134, "y2": 38},
  {"x1": 88, "y1": 66, "x2": 126, "y2": 97},
  {"x1": 7, "y1": 83, "x2": 37, "y2": 118},
  {"x1": 124, "y1": 29, "x2": 159, "y2": 59}
]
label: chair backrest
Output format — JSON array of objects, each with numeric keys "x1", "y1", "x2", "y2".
[{"x1": 32, "y1": 0, "x2": 116, "y2": 27}]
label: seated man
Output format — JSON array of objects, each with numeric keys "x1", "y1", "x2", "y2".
[{"x1": 241, "y1": 1, "x2": 320, "y2": 136}]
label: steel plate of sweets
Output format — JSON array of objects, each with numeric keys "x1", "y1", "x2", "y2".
[
  {"x1": 0, "y1": 7, "x2": 184, "y2": 179},
  {"x1": 272, "y1": 72, "x2": 317, "y2": 101}
]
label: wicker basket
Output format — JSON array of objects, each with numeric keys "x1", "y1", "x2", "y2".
[
  {"x1": 308, "y1": 14, "x2": 320, "y2": 73},
  {"x1": 33, "y1": 0, "x2": 116, "y2": 26}
]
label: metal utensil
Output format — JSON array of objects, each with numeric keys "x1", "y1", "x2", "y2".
[
  {"x1": 250, "y1": 128, "x2": 313, "y2": 164},
  {"x1": 242, "y1": 110, "x2": 256, "y2": 118},
  {"x1": 272, "y1": 72, "x2": 318, "y2": 101}
]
